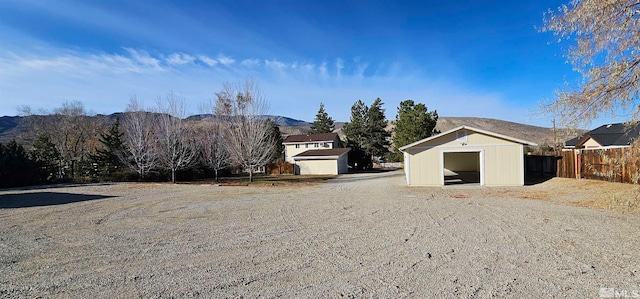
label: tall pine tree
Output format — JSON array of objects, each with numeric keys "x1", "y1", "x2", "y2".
[
  {"x1": 90, "y1": 118, "x2": 125, "y2": 180},
  {"x1": 343, "y1": 98, "x2": 391, "y2": 168},
  {"x1": 343, "y1": 100, "x2": 368, "y2": 148},
  {"x1": 309, "y1": 103, "x2": 335, "y2": 134},
  {"x1": 31, "y1": 133, "x2": 61, "y2": 182},
  {"x1": 391, "y1": 100, "x2": 438, "y2": 161},
  {"x1": 364, "y1": 98, "x2": 390, "y2": 159},
  {"x1": 264, "y1": 119, "x2": 285, "y2": 162},
  {"x1": 0, "y1": 141, "x2": 40, "y2": 187}
]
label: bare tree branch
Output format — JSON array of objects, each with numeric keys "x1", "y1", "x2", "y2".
[
  {"x1": 156, "y1": 92, "x2": 197, "y2": 183},
  {"x1": 541, "y1": 0, "x2": 640, "y2": 128},
  {"x1": 215, "y1": 78, "x2": 276, "y2": 182},
  {"x1": 121, "y1": 96, "x2": 158, "y2": 181},
  {"x1": 199, "y1": 99, "x2": 230, "y2": 182}
]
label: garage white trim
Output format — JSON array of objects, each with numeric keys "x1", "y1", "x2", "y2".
[{"x1": 440, "y1": 148, "x2": 484, "y2": 186}]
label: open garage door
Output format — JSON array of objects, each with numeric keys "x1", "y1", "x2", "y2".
[{"x1": 443, "y1": 151, "x2": 482, "y2": 185}]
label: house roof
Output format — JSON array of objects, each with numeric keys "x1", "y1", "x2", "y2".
[
  {"x1": 283, "y1": 133, "x2": 338, "y2": 143},
  {"x1": 292, "y1": 148, "x2": 350, "y2": 160},
  {"x1": 574, "y1": 122, "x2": 640, "y2": 148},
  {"x1": 564, "y1": 135, "x2": 582, "y2": 148},
  {"x1": 399, "y1": 125, "x2": 537, "y2": 151}
]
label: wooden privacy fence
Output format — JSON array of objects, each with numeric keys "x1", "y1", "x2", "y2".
[
  {"x1": 557, "y1": 148, "x2": 640, "y2": 184},
  {"x1": 557, "y1": 151, "x2": 577, "y2": 179},
  {"x1": 266, "y1": 161, "x2": 294, "y2": 175}
]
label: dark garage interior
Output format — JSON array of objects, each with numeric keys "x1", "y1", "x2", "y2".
[{"x1": 443, "y1": 152, "x2": 481, "y2": 185}]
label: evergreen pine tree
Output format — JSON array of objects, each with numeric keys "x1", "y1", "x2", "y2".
[
  {"x1": 391, "y1": 100, "x2": 438, "y2": 161},
  {"x1": 264, "y1": 119, "x2": 285, "y2": 163},
  {"x1": 90, "y1": 119, "x2": 124, "y2": 180},
  {"x1": 0, "y1": 141, "x2": 39, "y2": 187},
  {"x1": 31, "y1": 133, "x2": 61, "y2": 182},
  {"x1": 364, "y1": 97, "x2": 390, "y2": 159},
  {"x1": 309, "y1": 103, "x2": 335, "y2": 134},
  {"x1": 343, "y1": 100, "x2": 368, "y2": 148},
  {"x1": 343, "y1": 100, "x2": 371, "y2": 169}
]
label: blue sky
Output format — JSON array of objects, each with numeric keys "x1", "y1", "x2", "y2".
[{"x1": 0, "y1": 0, "x2": 604, "y2": 127}]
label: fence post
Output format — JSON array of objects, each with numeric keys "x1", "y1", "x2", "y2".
[{"x1": 576, "y1": 149, "x2": 581, "y2": 179}]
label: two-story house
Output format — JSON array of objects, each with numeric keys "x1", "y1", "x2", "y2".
[{"x1": 282, "y1": 133, "x2": 350, "y2": 175}]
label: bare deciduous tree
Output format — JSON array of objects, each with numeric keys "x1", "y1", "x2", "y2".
[
  {"x1": 121, "y1": 96, "x2": 158, "y2": 180},
  {"x1": 215, "y1": 79, "x2": 277, "y2": 182},
  {"x1": 541, "y1": 0, "x2": 640, "y2": 128},
  {"x1": 52, "y1": 101, "x2": 91, "y2": 180},
  {"x1": 156, "y1": 92, "x2": 197, "y2": 183},
  {"x1": 199, "y1": 100, "x2": 230, "y2": 182},
  {"x1": 17, "y1": 102, "x2": 101, "y2": 181}
]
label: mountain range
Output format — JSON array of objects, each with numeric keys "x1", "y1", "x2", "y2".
[{"x1": 0, "y1": 113, "x2": 572, "y2": 148}]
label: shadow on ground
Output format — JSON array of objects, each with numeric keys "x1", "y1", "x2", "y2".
[
  {"x1": 347, "y1": 167, "x2": 400, "y2": 174},
  {"x1": 0, "y1": 182, "x2": 115, "y2": 192},
  {"x1": 331, "y1": 169, "x2": 404, "y2": 183},
  {"x1": 525, "y1": 173, "x2": 555, "y2": 186},
  {"x1": 0, "y1": 192, "x2": 115, "y2": 209}
]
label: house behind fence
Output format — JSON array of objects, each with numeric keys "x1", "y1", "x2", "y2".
[{"x1": 558, "y1": 122, "x2": 640, "y2": 184}]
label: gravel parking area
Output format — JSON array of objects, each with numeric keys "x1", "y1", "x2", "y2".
[{"x1": 1, "y1": 170, "x2": 639, "y2": 298}]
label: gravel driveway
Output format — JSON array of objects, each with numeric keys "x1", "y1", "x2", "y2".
[{"x1": 1, "y1": 170, "x2": 639, "y2": 298}]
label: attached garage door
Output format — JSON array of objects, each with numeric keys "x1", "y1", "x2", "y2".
[{"x1": 297, "y1": 159, "x2": 338, "y2": 175}]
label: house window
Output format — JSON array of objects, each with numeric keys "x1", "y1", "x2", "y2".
[
  {"x1": 295, "y1": 144, "x2": 300, "y2": 149},
  {"x1": 314, "y1": 143, "x2": 319, "y2": 148},
  {"x1": 305, "y1": 144, "x2": 309, "y2": 148}
]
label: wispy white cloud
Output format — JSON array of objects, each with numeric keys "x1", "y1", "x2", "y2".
[
  {"x1": 336, "y1": 57, "x2": 344, "y2": 77},
  {"x1": 216, "y1": 54, "x2": 235, "y2": 66},
  {"x1": 166, "y1": 52, "x2": 195, "y2": 65},
  {"x1": 241, "y1": 58, "x2": 260, "y2": 67},
  {"x1": 303, "y1": 63, "x2": 314, "y2": 72},
  {"x1": 354, "y1": 63, "x2": 369, "y2": 79},
  {"x1": 198, "y1": 55, "x2": 218, "y2": 67},
  {"x1": 124, "y1": 48, "x2": 161, "y2": 69},
  {"x1": 0, "y1": 46, "x2": 549, "y2": 126},
  {"x1": 319, "y1": 62, "x2": 328, "y2": 78},
  {"x1": 264, "y1": 59, "x2": 287, "y2": 71}
]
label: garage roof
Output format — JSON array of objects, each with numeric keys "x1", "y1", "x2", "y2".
[
  {"x1": 292, "y1": 148, "x2": 351, "y2": 160},
  {"x1": 399, "y1": 125, "x2": 537, "y2": 151}
]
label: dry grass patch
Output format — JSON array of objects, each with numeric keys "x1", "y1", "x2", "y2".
[
  {"x1": 205, "y1": 174, "x2": 336, "y2": 187},
  {"x1": 530, "y1": 178, "x2": 640, "y2": 213}
]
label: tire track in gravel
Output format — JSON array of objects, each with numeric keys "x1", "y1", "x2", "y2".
[
  {"x1": 317, "y1": 171, "x2": 459, "y2": 295},
  {"x1": 324, "y1": 194, "x2": 423, "y2": 295},
  {"x1": 466, "y1": 198, "x2": 629, "y2": 295},
  {"x1": 279, "y1": 202, "x2": 376, "y2": 295},
  {"x1": 473, "y1": 200, "x2": 621, "y2": 272}
]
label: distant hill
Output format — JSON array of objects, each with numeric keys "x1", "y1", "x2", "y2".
[
  {"x1": 335, "y1": 117, "x2": 581, "y2": 148},
  {"x1": 186, "y1": 114, "x2": 312, "y2": 135},
  {"x1": 0, "y1": 114, "x2": 576, "y2": 148},
  {"x1": 0, "y1": 116, "x2": 20, "y2": 136},
  {"x1": 0, "y1": 113, "x2": 313, "y2": 144},
  {"x1": 435, "y1": 117, "x2": 558, "y2": 147}
]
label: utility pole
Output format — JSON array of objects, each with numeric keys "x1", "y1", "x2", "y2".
[{"x1": 552, "y1": 118, "x2": 558, "y2": 156}]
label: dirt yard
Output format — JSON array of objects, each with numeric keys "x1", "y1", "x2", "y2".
[{"x1": 1, "y1": 170, "x2": 639, "y2": 298}]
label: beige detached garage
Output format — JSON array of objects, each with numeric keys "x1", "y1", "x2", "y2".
[
  {"x1": 293, "y1": 148, "x2": 350, "y2": 175},
  {"x1": 400, "y1": 126, "x2": 537, "y2": 186}
]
